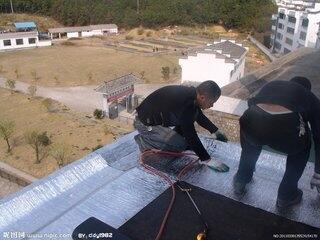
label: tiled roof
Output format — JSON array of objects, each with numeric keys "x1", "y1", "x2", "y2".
[
  {"x1": 182, "y1": 40, "x2": 247, "y2": 64},
  {"x1": 95, "y1": 73, "x2": 140, "y2": 94},
  {"x1": 208, "y1": 40, "x2": 247, "y2": 59}
]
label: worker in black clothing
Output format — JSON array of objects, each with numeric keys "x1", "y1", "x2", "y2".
[
  {"x1": 134, "y1": 80, "x2": 229, "y2": 172},
  {"x1": 233, "y1": 76, "x2": 320, "y2": 208}
]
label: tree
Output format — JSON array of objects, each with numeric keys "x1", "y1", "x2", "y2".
[
  {"x1": 54, "y1": 76, "x2": 60, "y2": 85},
  {"x1": 0, "y1": 119, "x2": 15, "y2": 153},
  {"x1": 14, "y1": 68, "x2": 20, "y2": 79},
  {"x1": 50, "y1": 142, "x2": 71, "y2": 168},
  {"x1": 161, "y1": 66, "x2": 170, "y2": 81},
  {"x1": 28, "y1": 85, "x2": 37, "y2": 97},
  {"x1": 0, "y1": 0, "x2": 276, "y2": 32},
  {"x1": 24, "y1": 130, "x2": 51, "y2": 164},
  {"x1": 30, "y1": 70, "x2": 40, "y2": 83},
  {"x1": 87, "y1": 72, "x2": 94, "y2": 83},
  {"x1": 5, "y1": 79, "x2": 16, "y2": 94},
  {"x1": 139, "y1": 71, "x2": 147, "y2": 83},
  {"x1": 42, "y1": 98, "x2": 55, "y2": 112},
  {"x1": 93, "y1": 109, "x2": 104, "y2": 119}
]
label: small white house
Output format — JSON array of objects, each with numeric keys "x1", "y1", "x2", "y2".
[
  {"x1": 48, "y1": 24, "x2": 118, "y2": 39},
  {"x1": 179, "y1": 40, "x2": 248, "y2": 88},
  {"x1": 95, "y1": 74, "x2": 140, "y2": 118},
  {"x1": 0, "y1": 31, "x2": 52, "y2": 51}
]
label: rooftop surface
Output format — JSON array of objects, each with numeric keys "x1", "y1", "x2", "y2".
[
  {"x1": 209, "y1": 40, "x2": 247, "y2": 59},
  {"x1": 0, "y1": 132, "x2": 319, "y2": 239},
  {"x1": 95, "y1": 74, "x2": 139, "y2": 94},
  {"x1": 0, "y1": 31, "x2": 38, "y2": 40},
  {"x1": 181, "y1": 40, "x2": 247, "y2": 65},
  {"x1": 14, "y1": 22, "x2": 37, "y2": 29},
  {"x1": 222, "y1": 47, "x2": 320, "y2": 99},
  {"x1": 48, "y1": 24, "x2": 118, "y2": 34}
]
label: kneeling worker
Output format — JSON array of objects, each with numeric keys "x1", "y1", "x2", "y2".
[
  {"x1": 134, "y1": 80, "x2": 229, "y2": 172},
  {"x1": 233, "y1": 77, "x2": 320, "y2": 208}
]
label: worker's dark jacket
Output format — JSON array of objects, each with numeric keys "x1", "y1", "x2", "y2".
[
  {"x1": 248, "y1": 81, "x2": 320, "y2": 173},
  {"x1": 136, "y1": 85, "x2": 218, "y2": 160}
]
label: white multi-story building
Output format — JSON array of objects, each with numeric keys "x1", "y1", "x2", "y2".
[
  {"x1": 0, "y1": 31, "x2": 51, "y2": 51},
  {"x1": 270, "y1": 0, "x2": 320, "y2": 54},
  {"x1": 179, "y1": 40, "x2": 248, "y2": 88},
  {"x1": 316, "y1": 22, "x2": 320, "y2": 48}
]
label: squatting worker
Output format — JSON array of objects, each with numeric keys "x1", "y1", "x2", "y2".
[
  {"x1": 233, "y1": 76, "x2": 320, "y2": 208},
  {"x1": 133, "y1": 80, "x2": 229, "y2": 172}
]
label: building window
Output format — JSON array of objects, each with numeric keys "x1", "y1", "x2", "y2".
[
  {"x1": 279, "y1": 12, "x2": 286, "y2": 20},
  {"x1": 230, "y1": 70, "x2": 234, "y2": 78},
  {"x1": 285, "y1": 37, "x2": 293, "y2": 46},
  {"x1": 270, "y1": 39, "x2": 274, "y2": 47},
  {"x1": 271, "y1": 19, "x2": 277, "y2": 26},
  {"x1": 3, "y1": 39, "x2": 11, "y2": 46},
  {"x1": 287, "y1": 27, "x2": 295, "y2": 34},
  {"x1": 300, "y1": 31, "x2": 307, "y2": 41},
  {"x1": 274, "y1": 41, "x2": 281, "y2": 50},
  {"x1": 288, "y1": 16, "x2": 296, "y2": 24},
  {"x1": 16, "y1": 39, "x2": 23, "y2": 45},
  {"x1": 302, "y1": 18, "x2": 309, "y2": 28},
  {"x1": 28, "y1": 38, "x2": 36, "y2": 44},
  {"x1": 278, "y1": 23, "x2": 284, "y2": 29},
  {"x1": 284, "y1": 48, "x2": 291, "y2": 54},
  {"x1": 276, "y1": 32, "x2": 283, "y2": 40}
]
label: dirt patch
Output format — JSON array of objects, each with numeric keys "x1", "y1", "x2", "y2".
[
  {"x1": 244, "y1": 40, "x2": 270, "y2": 73},
  {"x1": 0, "y1": 44, "x2": 180, "y2": 86},
  {"x1": 0, "y1": 88, "x2": 133, "y2": 178}
]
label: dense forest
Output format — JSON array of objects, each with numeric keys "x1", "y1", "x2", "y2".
[{"x1": 0, "y1": 0, "x2": 276, "y2": 32}]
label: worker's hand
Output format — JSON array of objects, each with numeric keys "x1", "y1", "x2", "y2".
[
  {"x1": 213, "y1": 130, "x2": 228, "y2": 143},
  {"x1": 310, "y1": 173, "x2": 320, "y2": 193},
  {"x1": 200, "y1": 158, "x2": 229, "y2": 172}
]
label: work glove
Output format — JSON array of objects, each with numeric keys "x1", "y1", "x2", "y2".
[
  {"x1": 310, "y1": 173, "x2": 320, "y2": 193},
  {"x1": 214, "y1": 130, "x2": 228, "y2": 143},
  {"x1": 200, "y1": 158, "x2": 230, "y2": 172}
]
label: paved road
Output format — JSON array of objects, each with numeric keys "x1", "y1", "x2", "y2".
[
  {"x1": 0, "y1": 177, "x2": 21, "y2": 199},
  {"x1": 0, "y1": 78, "x2": 170, "y2": 114}
]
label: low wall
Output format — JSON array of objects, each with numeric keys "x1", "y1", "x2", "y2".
[
  {"x1": 0, "y1": 161, "x2": 38, "y2": 187},
  {"x1": 198, "y1": 110, "x2": 240, "y2": 142},
  {"x1": 248, "y1": 36, "x2": 276, "y2": 62}
]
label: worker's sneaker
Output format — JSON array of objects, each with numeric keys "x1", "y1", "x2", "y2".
[
  {"x1": 233, "y1": 175, "x2": 247, "y2": 196},
  {"x1": 276, "y1": 189, "x2": 303, "y2": 209}
]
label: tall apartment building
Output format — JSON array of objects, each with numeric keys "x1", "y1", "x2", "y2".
[
  {"x1": 317, "y1": 22, "x2": 320, "y2": 48},
  {"x1": 270, "y1": 0, "x2": 320, "y2": 54}
]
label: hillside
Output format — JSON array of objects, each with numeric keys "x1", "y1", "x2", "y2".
[
  {"x1": 0, "y1": 13, "x2": 63, "y2": 32},
  {"x1": 0, "y1": 88, "x2": 133, "y2": 178},
  {"x1": 0, "y1": 0, "x2": 276, "y2": 31}
]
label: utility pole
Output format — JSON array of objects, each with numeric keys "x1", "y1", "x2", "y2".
[
  {"x1": 136, "y1": 0, "x2": 139, "y2": 14},
  {"x1": 10, "y1": 0, "x2": 14, "y2": 13}
]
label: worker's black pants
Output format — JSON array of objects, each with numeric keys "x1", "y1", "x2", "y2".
[{"x1": 235, "y1": 105, "x2": 311, "y2": 201}]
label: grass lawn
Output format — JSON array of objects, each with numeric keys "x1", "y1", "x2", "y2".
[
  {"x1": 0, "y1": 88, "x2": 133, "y2": 178},
  {"x1": 0, "y1": 44, "x2": 180, "y2": 87}
]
